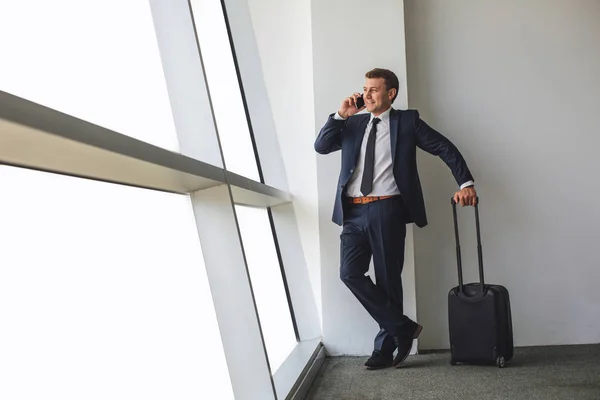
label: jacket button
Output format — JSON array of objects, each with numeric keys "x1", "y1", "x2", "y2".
[{"x1": 350, "y1": 169, "x2": 354, "y2": 174}]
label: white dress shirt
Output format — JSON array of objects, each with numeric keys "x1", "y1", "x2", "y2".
[{"x1": 334, "y1": 107, "x2": 473, "y2": 197}]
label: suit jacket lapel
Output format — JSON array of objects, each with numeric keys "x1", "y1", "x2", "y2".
[
  {"x1": 390, "y1": 108, "x2": 399, "y2": 166},
  {"x1": 353, "y1": 114, "x2": 370, "y2": 165}
]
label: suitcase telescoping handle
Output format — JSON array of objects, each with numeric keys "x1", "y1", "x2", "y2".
[{"x1": 451, "y1": 197, "x2": 484, "y2": 294}]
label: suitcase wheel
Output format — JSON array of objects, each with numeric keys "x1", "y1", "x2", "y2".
[
  {"x1": 496, "y1": 356, "x2": 506, "y2": 368},
  {"x1": 450, "y1": 358, "x2": 457, "y2": 366}
]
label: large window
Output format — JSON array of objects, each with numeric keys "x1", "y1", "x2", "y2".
[
  {"x1": 0, "y1": 0, "x2": 178, "y2": 151},
  {"x1": 0, "y1": 167, "x2": 233, "y2": 400},
  {"x1": 0, "y1": 0, "x2": 321, "y2": 398},
  {"x1": 235, "y1": 205, "x2": 297, "y2": 372},
  {"x1": 191, "y1": 0, "x2": 262, "y2": 181},
  {"x1": 192, "y1": 0, "x2": 298, "y2": 374}
]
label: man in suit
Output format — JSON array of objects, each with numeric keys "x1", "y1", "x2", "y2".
[{"x1": 314, "y1": 68, "x2": 477, "y2": 369}]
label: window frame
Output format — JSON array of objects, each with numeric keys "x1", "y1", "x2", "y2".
[{"x1": 0, "y1": 0, "x2": 323, "y2": 398}]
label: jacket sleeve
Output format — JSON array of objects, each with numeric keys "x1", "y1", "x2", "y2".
[
  {"x1": 413, "y1": 110, "x2": 474, "y2": 186},
  {"x1": 314, "y1": 113, "x2": 347, "y2": 154}
]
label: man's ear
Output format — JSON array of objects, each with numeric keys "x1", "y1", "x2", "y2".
[{"x1": 388, "y1": 88, "x2": 397, "y2": 102}]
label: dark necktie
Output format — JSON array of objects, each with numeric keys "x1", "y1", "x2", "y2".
[{"x1": 360, "y1": 117, "x2": 381, "y2": 196}]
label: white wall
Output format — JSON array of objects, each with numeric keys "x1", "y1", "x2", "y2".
[
  {"x1": 405, "y1": 0, "x2": 600, "y2": 349},
  {"x1": 312, "y1": 0, "x2": 418, "y2": 356}
]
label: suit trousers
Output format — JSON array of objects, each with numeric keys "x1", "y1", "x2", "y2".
[{"x1": 340, "y1": 196, "x2": 417, "y2": 352}]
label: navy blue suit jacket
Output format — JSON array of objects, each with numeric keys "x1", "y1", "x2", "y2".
[{"x1": 314, "y1": 108, "x2": 474, "y2": 227}]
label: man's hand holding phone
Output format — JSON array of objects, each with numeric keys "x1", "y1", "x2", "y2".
[{"x1": 338, "y1": 92, "x2": 365, "y2": 119}]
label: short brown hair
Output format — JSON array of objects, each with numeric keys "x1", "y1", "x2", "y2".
[{"x1": 365, "y1": 68, "x2": 399, "y2": 102}]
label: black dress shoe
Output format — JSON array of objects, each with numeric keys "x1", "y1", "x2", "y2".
[
  {"x1": 392, "y1": 324, "x2": 423, "y2": 368},
  {"x1": 364, "y1": 350, "x2": 393, "y2": 370}
]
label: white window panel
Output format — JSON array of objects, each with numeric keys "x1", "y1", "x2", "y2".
[
  {"x1": 191, "y1": 0, "x2": 261, "y2": 182},
  {"x1": 0, "y1": 0, "x2": 178, "y2": 151},
  {"x1": 235, "y1": 205, "x2": 297, "y2": 372},
  {"x1": 0, "y1": 166, "x2": 233, "y2": 400}
]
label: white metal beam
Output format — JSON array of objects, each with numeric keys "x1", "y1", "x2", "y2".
[
  {"x1": 218, "y1": 0, "x2": 289, "y2": 191},
  {"x1": 149, "y1": 2, "x2": 277, "y2": 399},
  {"x1": 147, "y1": 0, "x2": 223, "y2": 167},
  {"x1": 191, "y1": 186, "x2": 277, "y2": 400},
  {"x1": 0, "y1": 90, "x2": 290, "y2": 207}
]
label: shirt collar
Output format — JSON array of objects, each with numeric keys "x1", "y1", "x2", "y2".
[{"x1": 370, "y1": 107, "x2": 392, "y2": 124}]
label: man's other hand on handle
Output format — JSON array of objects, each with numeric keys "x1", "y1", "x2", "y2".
[{"x1": 453, "y1": 186, "x2": 477, "y2": 207}]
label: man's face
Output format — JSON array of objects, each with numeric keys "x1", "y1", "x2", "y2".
[{"x1": 363, "y1": 78, "x2": 395, "y2": 115}]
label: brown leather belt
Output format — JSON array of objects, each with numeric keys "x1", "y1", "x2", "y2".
[{"x1": 347, "y1": 195, "x2": 397, "y2": 204}]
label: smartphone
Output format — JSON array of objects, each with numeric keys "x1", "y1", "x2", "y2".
[{"x1": 355, "y1": 94, "x2": 365, "y2": 109}]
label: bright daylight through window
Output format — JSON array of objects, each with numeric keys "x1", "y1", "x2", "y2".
[
  {"x1": 0, "y1": 1, "x2": 234, "y2": 398},
  {"x1": 235, "y1": 205, "x2": 297, "y2": 372},
  {"x1": 190, "y1": 0, "x2": 262, "y2": 182},
  {"x1": 191, "y1": 0, "x2": 298, "y2": 373},
  {"x1": 0, "y1": 0, "x2": 179, "y2": 151},
  {"x1": 0, "y1": 167, "x2": 234, "y2": 400}
]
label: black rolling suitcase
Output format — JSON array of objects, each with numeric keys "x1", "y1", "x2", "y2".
[{"x1": 448, "y1": 198, "x2": 513, "y2": 368}]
